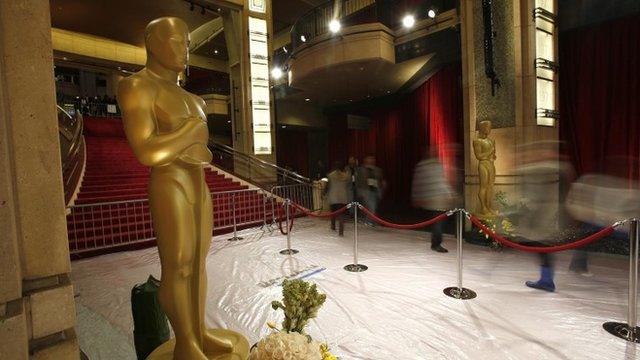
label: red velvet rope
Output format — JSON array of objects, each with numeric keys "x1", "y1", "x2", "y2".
[
  {"x1": 291, "y1": 203, "x2": 349, "y2": 218},
  {"x1": 358, "y1": 205, "x2": 450, "y2": 229},
  {"x1": 469, "y1": 215, "x2": 615, "y2": 253},
  {"x1": 277, "y1": 204, "x2": 296, "y2": 235}
]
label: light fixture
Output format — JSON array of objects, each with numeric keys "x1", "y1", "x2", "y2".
[
  {"x1": 402, "y1": 15, "x2": 415, "y2": 28},
  {"x1": 427, "y1": 9, "x2": 437, "y2": 19},
  {"x1": 214, "y1": 49, "x2": 219, "y2": 54},
  {"x1": 271, "y1": 67, "x2": 283, "y2": 80},
  {"x1": 305, "y1": 98, "x2": 310, "y2": 102},
  {"x1": 283, "y1": 46, "x2": 288, "y2": 53},
  {"x1": 300, "y1": 35, "x2": 306, "y2": 42},
  {"x1": 329, "y1": 19, "x2": 341, "y2": 33}
]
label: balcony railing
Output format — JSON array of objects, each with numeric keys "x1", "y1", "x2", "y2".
[{"x1": 289, "y1": 0, "x2": 458, "y2": 52}]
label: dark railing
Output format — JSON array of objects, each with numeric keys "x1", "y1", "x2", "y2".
[
  {"x1": 208, "y1": 140, "x2": 321, "y2": 210},
  {"x1": 58, "y1": 105, "x2": 86, "y2": 206},
  {"x1": 289, "y1": 0, "x2": 458, "y2": 52}
]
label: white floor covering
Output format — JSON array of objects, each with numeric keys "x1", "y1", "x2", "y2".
[{"x1": 71, "y1": 218, "x2": 639, "y2": 360}]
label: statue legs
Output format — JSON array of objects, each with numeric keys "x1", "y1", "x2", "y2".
[
  {"x1": 477, "y1": 161, "x2": 496, "y2": 217},
  {"x1": 151, "y1": 179, "x2": 208, "y2": 360},
  {"x1": 194, "y1": 178, "x2": 233, "y2": 353}
]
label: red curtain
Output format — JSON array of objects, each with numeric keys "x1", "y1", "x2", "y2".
[
  {"x1": 559, "y1": 14, "x2": 640, "y2": 183},
  {"x1": 330, "y1": 64, "x2": 462, "y2": 208},
  {"x1": 277, "y1": 128, "x2": 309, "y2": 177}
]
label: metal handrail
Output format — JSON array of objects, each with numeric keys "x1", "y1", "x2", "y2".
[
  {"x1": 58, "y1": 105, "x2": 86, "y2": 206},
  {"x1": 208, "y1": 140, "x2": 312, "y2": 185}
]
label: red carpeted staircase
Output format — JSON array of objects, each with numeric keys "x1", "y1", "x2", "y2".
[{"x1": 67, "y1": 117, "x2": 272, "y2": 258}]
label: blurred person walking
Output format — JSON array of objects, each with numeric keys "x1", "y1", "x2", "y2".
[
  {"x1": 357, "y1": 155, "x2": 385, "y2": 226},
  {"x1": 325, "y1": 161, "x2": 351, "y2": 236},
  {"x1": 411, "y1": 149, "x2": 459, "y2": 253},
  {"x1": 517, "y1": 142, "x2": 575, "y2": 292}
]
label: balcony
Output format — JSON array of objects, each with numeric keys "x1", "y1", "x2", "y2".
[{"x1": 282, "y1": 0, "x2": 460, "y2": 105}]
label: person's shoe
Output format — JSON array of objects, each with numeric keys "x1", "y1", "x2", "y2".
[
  {"x1": 525, "y1": 266, "x2": 556, "y2": 292},
  {"x1": 431, "y1": 245, "x2": 448, "y2": 253}
]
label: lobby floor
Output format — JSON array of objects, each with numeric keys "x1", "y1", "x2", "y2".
[{"x1": 72, "y1": 218, "x2": 637, "y2": 359}]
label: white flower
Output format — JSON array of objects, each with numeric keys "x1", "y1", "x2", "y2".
[{"x1": 250, "y1": 332, "x2": 322, "y2": 360}]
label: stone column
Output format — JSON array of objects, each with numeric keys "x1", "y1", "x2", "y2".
[
  {"x1": 460, "y1": 0, "x2": 559, "y2": 215},
  {"x1": 0, "y1": 1, "x2": 78, "y2": 359},
  {"x1": 222, "y1": 0, "x2": 277, "y2": 182}
]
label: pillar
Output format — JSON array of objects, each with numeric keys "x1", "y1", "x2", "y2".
[
  {"x1": 460, "y1": 0, "x2": 560, "y2": 215},
  {"x1": 221, "y1": 0, "x2": 277, "y2": 182},
  {"x1": 0, "y1": 1, "x2": 78, "y2": 359}
]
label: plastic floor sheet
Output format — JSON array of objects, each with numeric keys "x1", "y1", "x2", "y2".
[{"x1": 71, "y1": 218, "x2": 638, "y2": 359}]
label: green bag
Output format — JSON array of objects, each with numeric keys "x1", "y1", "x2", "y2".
[{"x1": 131, "y1": 275, "x2": 170, "y2": 360}]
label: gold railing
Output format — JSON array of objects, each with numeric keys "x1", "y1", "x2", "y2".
[{"x1": 58, "y1": 105, "x2": 85, "y2": 206}]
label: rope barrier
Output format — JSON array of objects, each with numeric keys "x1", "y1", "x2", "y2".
[
  {"x1": 469, "y1": 215, "x2": 615, "y2": 253},
  {"x1": 280, "y1": 198, "x2": 621, "y2": 254},
  {"x1": 357, "y1": 205, "x2": 451, "y2": 230},
  {"x1": 290, "y1": 202, "x2": 349, "y2": 218},
  {"x1": 277, "y1": 204, "x2": 295, "y2": 235}
]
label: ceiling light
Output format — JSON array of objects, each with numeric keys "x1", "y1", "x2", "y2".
[
  {"x1": 271, "y1": 67, "x2": 283, "y2": 79},
  {"x1": 402, "y1": 15, "x2": 415, "y2": 28},
  {"x1": 214, "y1": 49, "x2": 219, "y2": 54},
  {"x1": 305, "y1": 98, "x2": 310, "y2": 102},
  {"x1": 428, "y1": 9, "x2": 437, "y2": 19},
  {"x1": 300, "y1": 35, "x2": 306, "y2": 42},
  {"x1": 329, "y1": 19, "x2": 341, "y2": 33}
]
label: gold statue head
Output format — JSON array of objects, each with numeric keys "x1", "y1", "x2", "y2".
[
  {"x1": 145, "y1": 17, "x2": 190, "y2": 72},
  {"x1": 478, "y1": 120, "x2": 492, "y2": 137}
]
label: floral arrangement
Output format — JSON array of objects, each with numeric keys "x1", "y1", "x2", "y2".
[
  {"x1": 476, "y1": 191, "x2": 527, "y2": 250},
  {"x1": 250, "y1": 279, "x2": 337, "y2": 360}
]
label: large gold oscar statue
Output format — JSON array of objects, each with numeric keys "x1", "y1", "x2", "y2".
[
  {"x1": 473, "y1": 120, "x2": 497, "y2": 218},
  {"x1": 118, "y1": 17, "x2": 249, "y2": 360}
]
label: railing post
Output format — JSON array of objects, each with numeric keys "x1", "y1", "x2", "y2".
[
  {"x1": 604, "y1": 218, "x2": 640, "y2": 342},
  {"x1": 279, "y1": 199, "x2": 299, "y2": 255},
  {"x1": 344, "y1": 202, "x2": 368, "y2": 272},
  {"x1": 227, "y1": 193, "x2": 243, "y2": 241},
  {"x1": 443, "y1": 209, "x2": 477, "y2": 300}
]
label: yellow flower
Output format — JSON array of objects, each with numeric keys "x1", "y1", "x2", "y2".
[{"x1": 320, "y1": 343, "x2": 337, "y2": 360}]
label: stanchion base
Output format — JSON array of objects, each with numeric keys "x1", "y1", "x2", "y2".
[
  {"x1": 227, "y1": 236, "x2": 244, "y2": 242},
  {"x1": 443, "y1": 287, "x2": 477, "y2": 300},
  {"x1": 603, "y1": 322, "x2": 640, "y2": 342},
  {"x1": 279, "y1": 249, "x2": 299, "y2": 255},
  {"x1": 344, "y1": 264, "x2": 368, "y2": 272}
]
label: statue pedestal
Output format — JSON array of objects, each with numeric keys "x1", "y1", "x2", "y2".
[{"x1": 147, "y1": 329, "x2": 250, "y2": 360}]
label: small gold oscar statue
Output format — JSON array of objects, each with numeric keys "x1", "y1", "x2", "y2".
[
  {"x1": 118, "y1": 17, "x2": 249, "y2": 360},
  {"x1": 473, "y1": 120, "x2": 497, "y2": 218}
]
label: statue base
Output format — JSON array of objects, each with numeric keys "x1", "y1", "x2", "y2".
[{"x1": 147, "y1": 329, "x2": 250, "y2": 360}]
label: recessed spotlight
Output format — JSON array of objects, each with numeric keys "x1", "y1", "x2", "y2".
[
  {"x1": 214, "y1": 49, "x2": 219, "y2": 54},
  {"x1": 300, "y1": 35, "x2": 307, "y2": 42},
  {"x1": 271, "y1": 67, "x2": 283, "y2": 79},
  {"x1": 387, "y1": 90, "x2": 391, "y2": 94},
  {"x1": 402, "y1": 15, "x2": 416, "y2": 28},
  {"x1": 282, "y1": 125, "x2": 287, "y2": 128},
  {"x1": 329, "y1": 19, "x2": 341, "y2": 33},
  {"x1": 227, "y1": 120, "x2": 231, "y2": 123},
  {"x1": 428, "y1": 9, "x2": 437, "y2": 19},
  {"x1": 305, "y1": 98, "x2": 310, "y2": 102}
]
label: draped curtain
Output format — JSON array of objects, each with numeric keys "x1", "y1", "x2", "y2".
[
  {"x1": 329, "y1": 64, "x2": 462, "y2": 208},
  {"x1": 559, "y1": 14, "x2": 640, "y2": 183}
]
